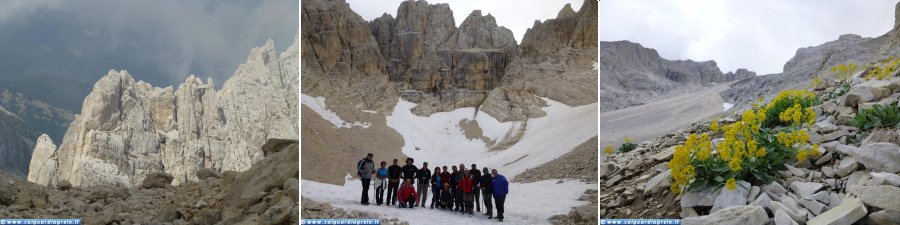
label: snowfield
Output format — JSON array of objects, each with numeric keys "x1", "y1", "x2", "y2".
[
  {"x1": 386, "y1": 97, "x2": 598, "y2": 178},
  {"x1": 301, "y1": 93, "x2": 371, "y2": 128},
  {"x1": 302, "y1": 96, "x2": 598, "y2": 224},
  {"x1": 302, "y1": 176, "x2": 594, "y2": 225}
]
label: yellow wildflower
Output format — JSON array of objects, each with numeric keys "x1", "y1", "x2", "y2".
[
  {"x1": 604, "y1": 145, "x2": 614, "y2": 155},
  {"x1": 624, "y1": 136, "x2": 633, "y2": 143},
  {"x1": 797, "y1": 150, "x2": 809, "y2": 161},
  {"x1": 710, "y1": 120, "x2": 720, "y2": 132},
  {"x1": 729, "y1": 157, "x2": 742, "y2": 172},
  {"x1": 756, "y1": 147, "x2": 767, "y2": 158},
  {"x1": 810, "y1": 144, "x2": 820, "y2": 157},
  {"x1": 726, "y1": 178, "x2": 737, "y2": 191}
]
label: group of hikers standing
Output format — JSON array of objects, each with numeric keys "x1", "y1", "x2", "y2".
[{"x1": 357, "y1": 153, "x2": 510, "y2": 222}]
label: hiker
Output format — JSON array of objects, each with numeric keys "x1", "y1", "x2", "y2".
[
  {"x1": 449, "y1": 165, "x2": 460, "y2": 211},
  {"x1": 430, "y1": 167, "x2": 442, "y2": 209},
  {"x1": 455, "y1": 163, "x2": 465, "y2": 212},
  {"x1": 438, "y1": 183, "x2": 453, "y2": 209},
  {"x1": 416, "y1": 162, "x2": 431, "y2": 207},
  {"x1": 375, "y1": 161, "x2": 389, "y2": 205},
  {"x1": 492, "y1": 169, "x2": 509, "y2": 222},
  {"x1": 387, "y1": 159, "x2": 402, "y2": 205},
  {"x1": 480, "y1": 167, "x2": 494, "y2": 219},
  {"x1": 397, "y1": 179, "x2": 418, "y2": 208},
  {"x1": 470, "y1": 163, "x2": 482, "y2": 213},
  {"x1": 460, "y1": 169, "x2": 475, "y2": 216},
  {"x1": 357, "y1": 153, "x2": 375, "y2": 205},
  {"x1": 401, "y1": 158, "x2": 418, "y2": 185}
]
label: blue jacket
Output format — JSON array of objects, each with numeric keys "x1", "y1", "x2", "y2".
[
  {"x1": 492, "y1": 175, "x2": 509, "y2": 196},
  {"x1": 377, "y1": 168, "x2": 389, "y2": 178}
]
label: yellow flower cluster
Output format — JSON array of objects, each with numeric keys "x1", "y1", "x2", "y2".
[
  {"x1": 779, "y1": 103, "x2": 816, "y2": 125},
  {"x1": 865, "y1": 57, "x2": 900, "y2": 81},
  {"x1": 831, "y1": 63, "x2": 856, "y2": 74},
  {"x1": 710, "y1": 120, "x2": 720, "y2": 133},
  {"x1": 603, "y1": 145, "x2": 614, "y2": 155},
  {"x1": 810, "y1": 76, "x2": 821, "y2": 88},
  {"x1": 624, "y1": 136, "x2": 633, "y2": 143},
  {"x1": 764, "y1": 90, "x2": 816, "y2": 113},
  {"x1": 668, "y1": 133, "x2": 713, "y2": 194}
]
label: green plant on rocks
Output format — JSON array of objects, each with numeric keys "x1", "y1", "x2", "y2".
[
  {"x1": 851, "y1": 102, "x2": 900, "y2": 131},
  {"x1": 617, "y1": 136, "x2": 637, "y2": 153}
]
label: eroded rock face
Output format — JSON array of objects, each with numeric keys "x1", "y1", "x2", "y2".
[
  {"x1": 2, "y1": 139, "x2": 299, "y2": 225},
  {"x1": 599, "y1": 40, "x2": 752, "y2": 112},
  {"x1": 302, "y1": 0, "x2": 597, "y2": 121},
  {"x1": 27, "y1": 38, "x2": 299, "y2": 188}
]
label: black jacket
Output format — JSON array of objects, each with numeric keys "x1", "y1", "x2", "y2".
[
  {"x1": 416, "y1": 168, "x2": 431, "y2": 183},
  {"x1": 439, "y1": 189, "x2": 453, "y2": 203},
  {"x1": 401, "y1": 164, "x2": 418, "y2": 181},
  {"x1": 449, "y1": 171, "x2": 459, "y2": 187},
  {"x1": 480, "y1": 174, "x2": 493, "y2": 192},
  {"x1": 469, "y1": 169, "x2": 482, "y2": 187},
  {"x1": 388, "y1": 165, "x2": 402, "y2": 180}
]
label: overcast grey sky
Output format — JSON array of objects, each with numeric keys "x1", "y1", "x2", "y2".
[
  {"x1": 347, "y1": 0, "x2": 583, "y2": 44},
  {"x1": 601, "y1": 0, "x2": 898, "y2": 75},
  {"x1": 0, "y1": 0, "x2": 297, "y2": 86}
]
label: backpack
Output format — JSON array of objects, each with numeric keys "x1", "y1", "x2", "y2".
[{"x1": 357, "y1": 159, "x2": 366, "y2": 177}]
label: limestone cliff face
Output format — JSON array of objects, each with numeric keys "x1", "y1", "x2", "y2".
[
  {"x1": 0, "y1": 107, "x2": 37, "y2": 177},
  {"x1": 481, "y1": 0, "x2": 599, "y2": 121},
  {"x1": 27, "y1": 38, "x2": 299, "y2": 187},
  {"x1": 600, "y1": 40, "x2": 753, "y2": 112},
  {"x1": 301, "y1": 0, "x2": 597, "y2": 121}
]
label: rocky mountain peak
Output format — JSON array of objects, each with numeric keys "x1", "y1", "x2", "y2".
[
  {"x1": 27, "y1": 37, "x2": 299, "y2": 188},
  {"x1": 558, "y1": 3, "x2": 576, "y2": 18}
]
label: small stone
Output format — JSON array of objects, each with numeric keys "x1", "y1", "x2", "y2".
[
  {"x1": 196, "y1": 168, "x2": 223, "y2": 180},
  {"x1": 680, "y1": 187, "x2": 720, "y2": 208},
  {"x1": 651, "y1": 146, "x2": 675, "y2": 161},
  {"x1": 682, "y1": 205, "x2": 769, "y2": 225},
  {"x1": 748, "y1": 186, "x2": 761, "y2": 203},
  {"x1": 712, "y1": 181, "x2": 750, "y2": 213},
  {"x1": 751, "y1": 193, "x2": 772, "y2": 208},
  {"x1": 774, "y1": 209, "x2": 800, "y2": 225},
  {"x1": 870, "y1": 172, "x2": 900, "y2": 187},
  {"x1": 849, "y1": 185, "x2": 900, "y2": 211},
  {"x1": 868, "y1": 210, "x2": 900, "y2": 225},
  {"x1": 799, "y1": 198, "x2": 826, "y2": 215},
  {"x1": 821, "y1": 166, "x2": 835, "y2": 178},
  {"x1": 57, "y1": 180, "x2": 73, "y2": 190},
  {"x1": 837, "y1": 157, "x2": 858, "y2": 177},
  {"x1": 789, "y1": 182, "x2": 824, "y2": 200},
  {"x1": 644, "y1": 170, "x2": 672, "y2": 194},
  {"x1": 141, "y1": 172, "x2": 174, "y2": 189},
  {"x1": 807, "y1": 191, "x2": 830, "y2": 205},
  {"x1": 815, "y1": 153, "x2": 833, "y2": 165},
  {"x1": 807, "y1": 196, "x2": 867, "y2": 225},
  {"x1": 846, "y1": 171, "x2": 872, "y2": 187},
  {"x1": 836, "y1": 143, "x2": 900, "y2": 173},
  {"x1": 785, "y1": 165, "x2": 807, "y2": 177}
]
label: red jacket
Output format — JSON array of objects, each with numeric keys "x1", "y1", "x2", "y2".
[
  {"x1": 398, "y1": 185, "x2": 418, "y2": 202},
  {"x1": 460, "y1": 175, "x2": 474, "y2": 193}
]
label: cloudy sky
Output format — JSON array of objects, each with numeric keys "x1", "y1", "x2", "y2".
[
  {"x1": 0, "y1": 0, "x2": 297, "y2": 87},
  {"x1": 347, "y1": 0, "x2": 583, "y2": 44},
  {"x1": 601, "y1": 0, "x2": 898, "y2": 75}
]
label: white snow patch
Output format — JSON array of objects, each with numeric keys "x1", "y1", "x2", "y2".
[
  {"x1": 302, "y1": 178, "x2": 593, "y2": 225},
  {"x1": 301, "y1": 94, "x2": 371, "y2": 128},
  {"x1": 722, "y1": 103, "x2": 734, "y2": 111},
  {"x1": 385, "y1": 97, "x2": 597, "y2": 179},
  {"x1": 362, "y1": 110, "x2": 378, "y2": 114}
]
